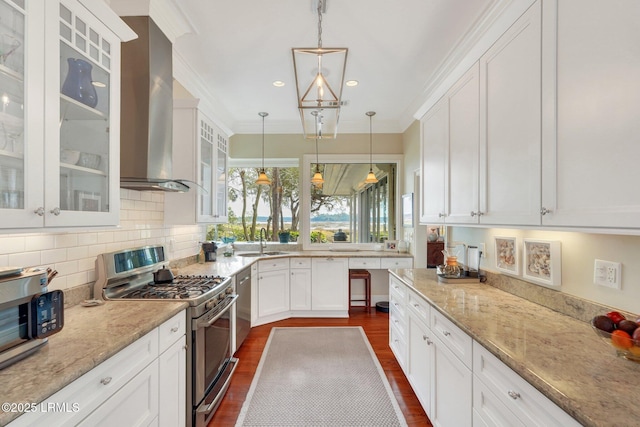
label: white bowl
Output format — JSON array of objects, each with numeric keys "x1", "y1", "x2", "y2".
[{"x1": 60, "y1": 149, "x2": 81, "y2": 165}]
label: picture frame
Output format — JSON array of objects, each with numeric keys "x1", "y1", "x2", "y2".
[
  {"x1": 522, "y1": 239, "x2": 561, "y2": 288},
  {"x1": 402, "y1": 193, "x2": 414, "y2": 228},
  {"x1": 75, "y1": 191, "x2": 101, "y2": 212},
  {"x1": 494, "y1": 236, "x2": 519, "y2": 275},
  {"x1": 384, "y1": 240, "x2": 398, "y2": 252}
]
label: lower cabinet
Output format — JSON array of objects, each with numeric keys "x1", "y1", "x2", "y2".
[
  {"x1": 290, "y1": 267, "x2": 312, "y2": 310},
  {"x1": 9, "y1": 311, "x2": 186, "y2": 427},
  {"x1": 257, "y1": 259, "x2": 290, "y2": 317},
  {"x1": 407, "y1": 314, "x2": 432, "y2": 414},
  {"x1": 311, "y1": 257, "x2": 348, "y2": 311}
]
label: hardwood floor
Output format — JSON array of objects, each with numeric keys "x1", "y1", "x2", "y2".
[{"x1": 208, "y1": 309, "x2": 432, "y2": 426}]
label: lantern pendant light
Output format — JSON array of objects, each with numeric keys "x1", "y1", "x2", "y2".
[
  {"x1": 310, "y1": 110, "x2": 325, "y2": 187},
  {"x1": 364, "y1": 111, "x2": 378, "y2": 184},
  {"x1": 255, "y1": 112, "x2": 271, "y2": 185}
]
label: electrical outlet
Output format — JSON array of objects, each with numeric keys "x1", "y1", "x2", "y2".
[{"x1": 594, "y1": 259, "x2": 621, "y2": 289}]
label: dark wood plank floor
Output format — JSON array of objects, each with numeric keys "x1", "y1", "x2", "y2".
[{"x1": 208, "y1": 309, "x2": 432, "y2": 426}]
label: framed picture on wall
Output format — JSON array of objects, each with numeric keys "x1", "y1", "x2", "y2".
[
  {"x1": 494, "y1": 236, "x2": 519, "y2": 275},
  {"x1": 522, "y1": 239, "x2": 561, "y2": 288},
  {"x1": 402, "y1": 193, "x2": 414, "y2": 228}
]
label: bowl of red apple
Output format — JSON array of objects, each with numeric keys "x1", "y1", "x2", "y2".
[{"x1": 591, "y1": 311, "x2": 640, "y2": 363}]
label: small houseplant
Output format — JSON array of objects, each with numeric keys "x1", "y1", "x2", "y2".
[{"x1": 278, "y1": 230, "x2": 291, "y2": 243}]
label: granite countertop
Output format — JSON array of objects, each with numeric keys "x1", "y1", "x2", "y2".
[
  {"x1": 0, "y1": 300, "x2": 188, "y2": 425},
  {"x1": 390, "y1": 268, "x2": 640, "y2": 427},
  {"x1": 177, "y1": 250, "x2": 413, "y2": 276}
]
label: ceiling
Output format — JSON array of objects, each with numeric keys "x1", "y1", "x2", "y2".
[{"x1": 137, "y1": 0, "x2": 502, "y2": 135}]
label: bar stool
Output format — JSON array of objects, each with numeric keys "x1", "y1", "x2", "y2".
[{"x1": 348, "y1": 269, "x2": 371, "y2": 311}]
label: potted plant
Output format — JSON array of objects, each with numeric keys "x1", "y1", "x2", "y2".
[{"x1": 278, "y1": 230, "x2": 291, "y2": 243}]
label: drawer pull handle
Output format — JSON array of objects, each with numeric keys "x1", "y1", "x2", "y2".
[
  {"x1": 394, "y1": 319, "x2": 399, "y2": 324},
  {"x1": 413, "y1": 303, "x2": 420, "y2": 308},
  {"x1": 443, "y1": 331, "x2": 451, "y2": 336},
  {"x1": 422, "y1": 334, "x2": 427, "y2": 341},
  {"x1": 100, "y1": 377, "x2": 112, "y2": 386},
  {"x1": 171, "y1": 326, "x2": 179, "y2": 333},
  {"x1": 507, "y1": 390, "x2": 521, "y2": 400},
  {"x1": 394, "y1": 302, "x2": 400, "y2": 307}
]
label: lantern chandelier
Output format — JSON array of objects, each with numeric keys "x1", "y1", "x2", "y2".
[{"x1": 292, "y1": 0, "x2": 348, "y2": 140}]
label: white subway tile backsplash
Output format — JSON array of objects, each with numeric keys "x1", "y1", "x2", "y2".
[{"x1": 0, "y1": 190, "x2": 206, "y2": 299}]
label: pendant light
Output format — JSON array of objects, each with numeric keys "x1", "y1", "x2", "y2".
[
  {"x1": 310, "y1": 111, "x2": 325, "y2": 187},
  {"x1": 292, "y1": 0, "x2": 348, "y2": 139},
  {"x1": 365, "y1": 111, "x2": 378, "y2": 184},
  {"x1": 255, "y1": 112, "x2": 271, "y2": 185}
]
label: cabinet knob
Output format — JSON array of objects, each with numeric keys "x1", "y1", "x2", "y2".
[
  {"x1": 471, "y1": 211, "x2": 484, "y2": 217},
  {"x1": 413, "y1": 303, "x2": 420, "y2": 308},
  {"x1": 507, "y1": 390, "x2": 521, "y2": 400},
  {"x1": 49, "y1": 207, "x2": 61, "y2": 216},
  {"x1": 470, "y1": 211, "x2": 477, "y2": 217},
  {"x1": 34, "y1": 207, "x2": 45, "y2": 216},
  {"x1": 438, "y1": 212, "x2": 446, "y2": 218},
  {"x1": 100, "y1": 376, "x2": 112, "y2": 386},
  {"x1": 540, "y1": 207, "x2": 551, "y2": 215},
  {"x1": 171, "y1": 326, "x2": 179, "y2": 333},
  {"x1": 443, "y1": 331, "x2": 451, "y2": 336}
]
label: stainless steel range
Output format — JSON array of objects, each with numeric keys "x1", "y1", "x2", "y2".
[{"x1": 94, "y1": 245, "x2": 238, "y2": 427}]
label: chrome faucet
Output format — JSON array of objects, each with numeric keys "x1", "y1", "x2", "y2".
[{"x1": 259, "y1": 228, "x2": 267, "y2": 254}]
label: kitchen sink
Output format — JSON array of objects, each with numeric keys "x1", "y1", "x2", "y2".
[{"x1": 237, "y1": 251, "x2": 287, "y2": 257}]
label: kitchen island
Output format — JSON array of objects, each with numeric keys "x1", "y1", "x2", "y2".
[{"x1": 391, "y1": 268, "x2": 640, "y2": 427}]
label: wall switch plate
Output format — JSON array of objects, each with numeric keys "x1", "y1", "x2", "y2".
[{"x1": 594, "y1": 259, "x2": 621, "y2": 289}]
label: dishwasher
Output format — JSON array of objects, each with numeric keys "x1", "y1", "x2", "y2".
[{"x1": 235, "y1": 266, "x2": 251, "y2": 351}]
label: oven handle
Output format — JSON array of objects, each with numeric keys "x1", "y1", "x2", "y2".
[
  {"x1": 195, "y1": 295, "x2": 238, "y2": 329},
  {"x1": 196, "y1": 357, "x2": 239, "y2": 415}
]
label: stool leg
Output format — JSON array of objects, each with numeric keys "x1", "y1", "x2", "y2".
[{"x1": 366, "y1": 277, "x2": 371, "y2": 312}]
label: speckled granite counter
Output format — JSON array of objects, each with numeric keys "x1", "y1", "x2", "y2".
[
  {"x1": 390, "y1": 268, "x2": 640, "y2": 427},
  {"x1": 0, "y1": 300, "x2": 187, "y2": 426}
]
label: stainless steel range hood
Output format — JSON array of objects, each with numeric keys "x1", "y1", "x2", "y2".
[{"x1": 119, "y1": 16, "x2": 189, "y2": 192}]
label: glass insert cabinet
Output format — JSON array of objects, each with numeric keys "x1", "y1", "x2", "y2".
[{"x1": 0, "y1": 0, "x2": 135, "y2": 229}]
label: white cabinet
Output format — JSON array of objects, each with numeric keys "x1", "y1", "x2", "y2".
[
  {"x1": 348, "y1": 257, "x2": 381, "y2": 269},
  {"x1": 479, "y1": 0, "x2": 542, "y2": 226},
  {"x1": 311, "y1": 257, "x2": 348, "y2": 311},
  {"x1": 9, "y1": 311, "x2": 186, "y2": 427},
  {"x1": 419, "y1": 63, "x2": 480, "y2": 225},
  {"x1": 381, "y1": 257, "x2": 414, "y2": 269},
  {"x1": 0, "y1": 0, "x2": 134, "y2": 228},
  {"x1": 389, "y1": 275, "x2": 408, "y2": 369},
  {"x1": 540, "y1": 0, "x2": 640, "y2": 228},
  {"x1": 165, "y1": 99, "x2": 229, "y2": 224},
  {"x1": 290, "y1": 258, "x2": 311, "y2": 310},
  {"x1": 473, "y1": 341, "x2": 580, "y2": 427},
  {"x1": 257, "y1": 259, "x2": 290, "y2": 317},
  {"x1": 407, "y1": 311, "x2": 432, "y2": 414},
  {"x1": 419, "y1": 96, "x2": 448, "y2": 224}
]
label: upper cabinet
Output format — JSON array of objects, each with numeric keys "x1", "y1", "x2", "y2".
[
  {"x1": 541, "y1": 0, "x2": 640, "y2": 229},
  {"x1": 165, "y1": 99, "x2": 228, "y2": 225},
  {"x1": 0, "y1": 0, "x2": 135, "y2": 229}
]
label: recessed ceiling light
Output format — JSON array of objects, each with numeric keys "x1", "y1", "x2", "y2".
[
  {"x1": 345, "y1": 80, "x2": 359, "y2": 87},
  {"x1": 273, "y1": 80, "x2": 285, "y2": 87}
]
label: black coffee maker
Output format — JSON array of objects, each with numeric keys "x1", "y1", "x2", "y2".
[{"x1": 202, "y1": 242, "x2": 218, "y2": 262}]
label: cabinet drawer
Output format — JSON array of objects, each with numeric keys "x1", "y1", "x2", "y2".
[
  {"x1": 407, "y1": 289, "x2": 430, "y2": 326},
  {"x1": 473, "y1": 374, "x2": 525, "y2": 427},
  {"x1": 389, "y1": 289, "x2": 406, "y2": 319},
  {"x1": 473, "y1": 342, "x2": 581, "y2": 427},
  {"x1": 10, "y1": 330, "x2": 159, "y2": 427},
  {"x1": 389, "y1": 276, "x2": 407, "y2": 301},
  {"x1": 258, "y1": 258, "x2": 289, "y2": 272},
  {"x1": 289, "y1": 257, "x2": 311, "y2": 269},
  {"x1": 430, "y1": 309, "x2": 472, "y2": 368},
  {"x1": 348, "y1": 257, "x2": 381, "y2": 269},
  {"x1": 381, "y1": 257, "x2": 413, "y2": 269},
  {"x1": 390, "y1": 322, "x2": 407, "y2": 369},
  {"x1": 158, "y1": 310, "x2": 186, "y2": 354},
  {"x1": 389, "y1": 304, "x2": 406, "y2": 340}
]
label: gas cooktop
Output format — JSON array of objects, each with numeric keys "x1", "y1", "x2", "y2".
[{"x1": 121, "y1": 275, "x2": 227, "y2": 300}]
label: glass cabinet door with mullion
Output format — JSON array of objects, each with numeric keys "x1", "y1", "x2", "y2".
[
  {"x1": 0, "y1": 0, "x2": 44, "y2": 228},
  {"x1": 44, "y1": 0, "x2": 120, "y2": 226},
  {"x1": 215, "y1": 131, "x2": 227, "y2": 221},
  {"x1": 198, "y1": 116, "x2": 214, "y2": 222}
]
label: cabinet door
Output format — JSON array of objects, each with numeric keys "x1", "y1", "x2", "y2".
[
  {"x1": 419, "y1": 96, "x2": 448, "y2": 224},
  {"x1": 290, "y1": 268, "x2": 311, "y2": 310},
  {"x1": 44, "y1": 0, "x2": 122, "y2": 227},
  {"x1": 479, "y1": 1, "x2": 542, "y2": 226},
  {"x1": 430, "y1": 334, "x2": 472, "y2": 427},
  {"x1": 79, "y1": 359, "x2": 159, "y2": 427},
  {"x1": 407, "y1": 313, "x2": 432, "y2": 415},
  {"x1": 257, "y1": 268, "x2": 290, "y2": 317},
  {"x1": 447, "y1": 63, "x2": 480, "y2": 224},
  {"x1": 311, "y1": 257, "x2": 348, "y2": 311},
  {"x1": 159, "y1": 336, "x2": 186, "y2": 427},
  {"x1": 214, "y1": 130, "x2": 228, "y2": 221},
  {"x1": 541, "y1": 0, "x2": 640, "y2": 228},
  {"x1": 198, "y1": 115, "x2": 228, "y2": 223},
  {"x1": 0, "y1": 0, "x2": 44, "y2": 228}
]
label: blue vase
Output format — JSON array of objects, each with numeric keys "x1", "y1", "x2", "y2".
[{"x1": 61, "y1": 58, "x2": 98, "y2": 108}]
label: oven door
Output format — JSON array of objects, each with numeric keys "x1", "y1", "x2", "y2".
[{"x1": 192, "y1": 295, "x2": 238, "y2": 427}]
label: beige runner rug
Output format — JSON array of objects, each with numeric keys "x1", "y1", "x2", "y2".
[{"x1": 235, "y1": 326, "x2": 407, "y2": 427}]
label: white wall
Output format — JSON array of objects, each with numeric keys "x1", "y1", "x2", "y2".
[{"x1": 0, "y1": 190, "x2": 204, "y2": 292}]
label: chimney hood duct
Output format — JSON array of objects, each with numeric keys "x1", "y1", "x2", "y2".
[{"x1": 119, "y1": 16, "x2": 189, "y2": 192}]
